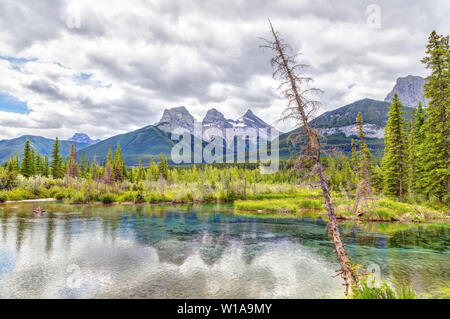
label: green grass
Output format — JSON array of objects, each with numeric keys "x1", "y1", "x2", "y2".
[
  {"x1": 70, "y1": 191, "x2": 87, "y2": 204},
  {"x1": 234, "y1": 195, "x2": 447, "y2": 222},
  {"x1": 351, "y1": 278, "x2": 418, "y2": 299},
  {"x1": 234, "y1": 197, "x2": 324, "y2": 214}
]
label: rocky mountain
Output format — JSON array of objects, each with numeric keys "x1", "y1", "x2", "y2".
[
  {"x1": 0, "y1": 95, "x2": 418, "y2": 165},
  {"x1": 155, "y1": 106, "x2": 279, "y2": 143},
  {"x1": 384, "y1": 75, "x2": 428, "y2": 107},
  {"x1": 155, "y1": 106, "x2": 196, "y2": 135},
  {"x1": 0, "y1": 135, "x2": 90, "y2": 162},
  {"x1": 203, "y1": 108, "x2": 278, "y2": 143},
  {"x1": 68, "y1": 133, "x2": 100, "y2": 145}
]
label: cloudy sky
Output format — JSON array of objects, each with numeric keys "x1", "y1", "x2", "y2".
[{"x1": 0, "y1": 0, "x2": 448, "y2": 140}]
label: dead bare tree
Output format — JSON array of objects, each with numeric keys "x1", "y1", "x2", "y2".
[{"x1": 261, "y1": 20, "x2": 357, "y2": 295}]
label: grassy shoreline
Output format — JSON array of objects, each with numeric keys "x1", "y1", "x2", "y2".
[
  {"x1": 233, "y1": 197, "x2": 448, "y2": 222},
  {"x1": 1, "y1": 193, "x2": 448, "y2": 223}
]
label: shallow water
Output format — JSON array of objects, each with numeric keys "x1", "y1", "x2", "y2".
[{"x1": 0, "y1": 202, "x2": 448, "y2": 298}]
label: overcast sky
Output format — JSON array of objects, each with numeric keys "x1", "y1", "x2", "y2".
[{"x1": 0, "y1": 0, "x2": 448, "y2": 140}]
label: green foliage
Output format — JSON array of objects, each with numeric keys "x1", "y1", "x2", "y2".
[
  {"x1": 99, "y1": 193, "x2": 117, "y2": 204},
  {"x1": 51, "y1": 137, "x2": 64, "y2": 179},
  {"x1": 0, "y1": 192, "x2": 7, "y2": 202},
  {"x1": 382, "y1": 94, "x2": 409, "y2": 197},
  {"x1": 351, "y1": 280, "x2": 396, "y2": 299},
  {"x1": 417, "y1": 31, "x2": 450, "y2": 203},
  {"x1": 20, "y1": 139, "x2": 34, "y2": 177},
  {"x1": 351, "y1": 276, "x2": 418, "y2": 299},
  {"x1": 70, "y1": 191, "x2": 86, "y2": 204}
]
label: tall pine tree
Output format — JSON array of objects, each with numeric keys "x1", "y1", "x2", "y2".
[
  {"x1": 51, "y1": 137, "x2": 63, "y2": 179},
  {"x1": 382, "y1": 93, "x2": 409, "y2": 198},
  {"x1": 20, "y1": 139, "x2": 34, "y2": 177},
  {"x1": 418, "y1": 31, "x2": 449, "y2": 202}
]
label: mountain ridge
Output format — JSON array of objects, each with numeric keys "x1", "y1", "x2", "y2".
[{"x1": 0, "y1": 135, "x2": 90, "y2": 162}]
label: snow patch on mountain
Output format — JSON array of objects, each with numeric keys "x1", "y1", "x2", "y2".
[{"x1": 318, "y1": 124, "x2": 385, "y2": 139}]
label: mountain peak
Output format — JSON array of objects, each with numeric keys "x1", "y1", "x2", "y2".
[
  {"x1": 203, "y1": 108, "x2": 227, "y2": 123},
  {"x1": 384, "y1": 75, "x2": 428, "y2": 107},
  {"x1": 155, "y1": 106, "x2": 196, "y2": 133},
  {"x1": 243, "y1": 109, "x2": 256, "y2": 117},
  {"x1": 68, "y1": 133, "x2": 100, "y2": 145},
  {"x1": 236, "y1": 108, "x2": 274, "y2": 130}
]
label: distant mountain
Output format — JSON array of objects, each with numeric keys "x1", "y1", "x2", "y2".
[
  {"x1": 155, "y1": 106, "x2": 279, "y2": 145},
  {"x1": 279, "y1": 98, "x2": 415, "y2": 158},
  {"x1": 0, "y1": 135, "x2": 90, "y2": 162},
  {"x1": 77, "y1": 125, "x2": 199, "y2": 166},
  {"x1": 78, "y1": 107, "x2": 279, "y2": 166},
  {"x1": 384, "y1": 75, "x2": 428, "y2": 107},
  {"x1": 1, "y1": 98, "x2": 416, "y2": 165},
  {"x1": 68, "y1": 133, "x2": 100, "y2": 145}
]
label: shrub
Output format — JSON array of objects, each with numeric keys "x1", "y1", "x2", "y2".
[
  {"x1": 70, "y1": 192, "x2": 86, "y2": 204},
  {"x1": 99, "y1": 193, "x2": 116, "y2": 204},
  {"x1": 134, "y1": 192, "x2": 146, "y2": 203},
  {"x1": 54, "y1": 191, "x2": 67, "y2": 201},
  {"x1": 5, "y1": 188, "x2": 35, "y2": 200},
  {"x1": 0, "y1": 192, "x2": 7, "y2": 203}
]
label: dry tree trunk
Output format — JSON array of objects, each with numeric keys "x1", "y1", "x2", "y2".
[{"x1": 262, "y1": 20, "x2": 357, "y2": 295}]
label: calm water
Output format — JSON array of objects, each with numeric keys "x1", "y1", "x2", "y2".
[{"x1": 0, "y1": 202, "x2": 448, "y2": 298}]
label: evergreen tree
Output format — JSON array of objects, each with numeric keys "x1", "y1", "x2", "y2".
[
  {"x1": 80, "y1": 152, "x2": 86, "y2": 178},
  {"x1": 102, "y1": 146, "x2": 114, "y2": 184},
  {"x1": 85, "y1": 159, "x2": 91, "y2": 179},
  {"x1": 149, "y1": 157, "x2": 159, "y2": 181},
  {"x1": 63, "y1": 157, "x2": 68, "y2": 175},
  {"x1": 353, "y1": 112, "x2": 374, "y2": 213},
  {"x1": 35, "y1": 152, "x2": 43, "y2": 176},
  {"x1": 382, "y1": 93, "x2": 409, "y2": 197},
  {"x1": 136, "y1": 159, "x2": 143, "y2": 182},
  {"x1": 351, "y1": 138, "x2": 358, "y2": 169},
  {"x1": 113, "y1": 143, "x2": 123, "y2": 182},
  {"x1": 51, "y1": 137, "x2": 63, "y2": 179},
  {"x1": 158, "y1": 153, "x2": 169, "y2": 180},
  {"x1": 43, "y1": 155, "x2": 49, "y2": 177},
  {"x1": 355, "y1": 112, "x2": 372, "y2": 181},
  {"x1": 20, "y1": 139, "x2": 34, "y2": 177},
  {"x1": 418, "y1": 31, "x2": 449, "y2": 202},
  {"x1": 30, "y1": 149, "x2": 36, "y2": 176},
  {"x1": 407, "y1": 109, "x2": 417, "y2": 192},
  {"x1": 413, "y1": 102, "x2": 427, "y2": 194},
  {"x1": 14, "y1": 154, "x2": 20, "y2": 172}
]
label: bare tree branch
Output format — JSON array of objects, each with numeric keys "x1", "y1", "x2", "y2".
[{"x1": 261, "y1": 19, "x2": 357, "y2": 295}]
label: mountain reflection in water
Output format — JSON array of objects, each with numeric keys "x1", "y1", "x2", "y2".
[{"x1": 0, "y1": 202, "x2": 448, "y2": 298}]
